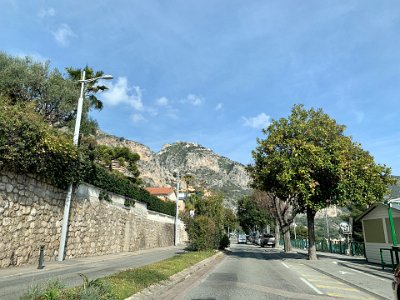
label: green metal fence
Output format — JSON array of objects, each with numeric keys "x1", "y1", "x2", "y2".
[{"x1": 281, "y1": 239, "x2": 365, "y2": 257}]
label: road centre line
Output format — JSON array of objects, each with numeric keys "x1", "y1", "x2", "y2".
[
  {"x1": 281, "y1": 262, "x2": 290, "y2": 269},
  {"x1": 300, "y1": 277, "x2": 323, "y2": 295}
]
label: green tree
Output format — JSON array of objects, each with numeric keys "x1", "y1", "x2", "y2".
[
  {"x1": 249, "y1": 104, "x2": 394, "y2": 260},
  {"x1": 223, "y1": 207, "x2": 238, "y2": 232},
  {"x1": 0, "y1": 53, "x2": 108, "y2": 134},
  {"x1": 0, "y1": 97, "x2": 81, "y2": 187},
  {"x1": 253, "y1": 189, "x2": 296, "y2": 250},
  {"x1": 93, "y1": 145, "x2": 141, "y2": 184},
  {"x1": 182, "y1": 173, "x2": 195, "y2": 200},
  {"x1": 237, "y1": 195, "x2": 269, "y2": 234},
  {"x1": 183, "y1": 193, "x2": 227, "y2": 250}
]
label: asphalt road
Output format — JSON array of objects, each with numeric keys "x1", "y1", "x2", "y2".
[
  {"x1": 174, "y1": 243, "x2": 377, "y2": 300},
  {"x1": 0, "y1": 246, "x2": 183, "y2": 300}
]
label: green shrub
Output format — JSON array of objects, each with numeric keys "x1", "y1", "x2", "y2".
[
  {"x1": 84, "y1": 164, "x2": 175, "y2": 216},
  {"x1": 20, "y1": 279, "x2": 65, "y2": 300},
  {"x1": 187, "y1": 215, "x2": 217, "y2": 250},
  {"x1": 219, "y1": 234, "x2": 230, "y2": 250},
  {"x1": 0, "y1": 98, "x2": 81, "y2": 188},
  {"x1": 20, "y1": 275, "x2": 116, "y2": 300},
  {"x1": 99, "y1": 190, "x2": 112, "y2": 202}
]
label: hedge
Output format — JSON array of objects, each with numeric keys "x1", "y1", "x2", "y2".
[
  {"x1": 0, "y1": 99, "x2": 81, "y2": 188},
  {"x1": 85, "y1": 164, "x2": 175, "y2": 216},
  {"x1": 1, "y1": 98, "x2": 175, "y2": 217}
]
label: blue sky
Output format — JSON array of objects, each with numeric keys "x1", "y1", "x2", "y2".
[{"x1": 2, "y1": 1, "x2": 400, "y2": 174}]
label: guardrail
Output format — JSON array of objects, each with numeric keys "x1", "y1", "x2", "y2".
[
  {"x1": 281, "y1": 239, "x2": 366, "y2": 257},
  {"x1": 380, "y1": 247, "x2": 400, "y2": 271}
]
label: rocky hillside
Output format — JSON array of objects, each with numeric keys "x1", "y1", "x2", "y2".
[{"x1": 96, "y1": 131, "x2": 251, "y2": 209}]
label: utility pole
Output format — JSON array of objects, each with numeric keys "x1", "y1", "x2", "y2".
[{"x1": 174, "y1": 170, "x2": 180, "y2": 246}]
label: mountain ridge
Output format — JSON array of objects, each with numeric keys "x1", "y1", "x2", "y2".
[{"x1": 96, "y1": 131, "x2": 251, "y2": 209}]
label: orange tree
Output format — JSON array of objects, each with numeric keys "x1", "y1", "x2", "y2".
[{"x1": 248, "y1": 104, "x2": 394, "y2": 260}]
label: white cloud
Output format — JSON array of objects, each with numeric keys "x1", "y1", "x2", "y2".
[
  {"x1": 242, "y1": 113, "x2": 271, "y2": 129},
  {"x1": 156, "y1": 97, "x2": 169, "y2": 106},
  {"x1": 215, "y1": 102, "x2": 223, "y2": 111},
  {"x1": 131, "y1": 113, "x2": 146, "y2": 123},
  {"x1": 102, "y1": 77, "x2": 144, "y2": 111},
  {"x1": 153, "y1": 96, "x2": 180, "y2": 119},
  {"x1": 38, "y1": 7, "x2": 55, "y2": 18},
  {"x1": 52, "y1": 24, "x2": 76, "y2": 46},
  {"x1": 183, "y1": 94, "x2": 204, "y2": 106}
]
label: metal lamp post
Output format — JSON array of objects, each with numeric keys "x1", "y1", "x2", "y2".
[
  {"x1": 174, "y1": 170, "x2": 180, "y2": 246},
  {"x1": 58, "y1": 70, "x2": 113, "y2": 262}
]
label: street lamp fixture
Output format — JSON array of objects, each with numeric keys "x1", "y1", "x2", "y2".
[{"x1": 58, "y1": 70, "x2": 113, "y2": 262}]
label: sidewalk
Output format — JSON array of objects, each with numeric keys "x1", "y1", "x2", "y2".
[
  {"x1": 0, "y1": 246, "x2": 185, "y2": 300},
  {"x1": 295, "y1": 249, "x2": 393, "y2": 299}
]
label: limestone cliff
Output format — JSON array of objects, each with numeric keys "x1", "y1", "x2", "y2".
[{"x1": 96, "y1": 132, "x2": 251, "y2": 208}]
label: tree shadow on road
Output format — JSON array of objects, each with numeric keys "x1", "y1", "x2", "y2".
[{"x1": 224, "y1": 245, "x2": 305, "y2": 261}]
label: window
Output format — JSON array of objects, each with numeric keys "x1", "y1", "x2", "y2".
[{"x1": 363, "y1": 219, "x2": 385, "y2": 243}]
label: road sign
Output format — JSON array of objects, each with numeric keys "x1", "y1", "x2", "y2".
[{"x1": 339, "y1": 222, "x2": 351, "y2": 234}]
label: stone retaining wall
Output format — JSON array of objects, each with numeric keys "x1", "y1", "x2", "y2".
[{"x1": 0, "y1": 172, "x2": 188, "y2": 268}]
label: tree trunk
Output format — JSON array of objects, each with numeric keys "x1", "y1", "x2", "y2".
[
  {"x1": 307, "y1": 207, "x2": 317, "y2": 260},
  {"x1": 282, "y1": 225, "x2": 292, "y2": 252},
  {"x1": 274, "y1": 219, "x2": 280, "y2": 248}
]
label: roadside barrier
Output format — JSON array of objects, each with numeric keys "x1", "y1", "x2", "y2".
[{"x1": 280, "y1": 239, "x2": 366, "y2": 257}]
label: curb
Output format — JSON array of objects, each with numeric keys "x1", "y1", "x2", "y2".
[{"x1": 125, "y1": 250, "x2": 225, "y2": 300}]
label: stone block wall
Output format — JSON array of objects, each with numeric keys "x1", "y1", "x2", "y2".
[{"x1": 0, "y1": 172, "x2": 188, "y2": 268}]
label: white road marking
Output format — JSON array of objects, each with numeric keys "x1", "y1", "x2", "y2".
[
  {"x1": 332, "y1": 261, "x2": 338, "y2": 264},
  {"x1": 350, "y1": 268, "x2": 388, "y2": 281},
  {"x1": 281, "y1": 262, "x2": 290, "y2": 269},
  {"x1": 300, "y1": 277, "x2": 323, "y2": 295},
  {"x1": 338, "y1": 271, "x2": 353, "y2": 275}
]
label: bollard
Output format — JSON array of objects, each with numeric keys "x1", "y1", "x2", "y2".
[{"x1": 38, "y1": 245, "x2": 45, "y2": 269}]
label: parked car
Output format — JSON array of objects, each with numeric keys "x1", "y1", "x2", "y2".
[
  {"x1": 393, "y1": 264, "x2": 400, "y2": 299},
  {"x1": 237, "y1": 233, "x2": 247, "y2": 244},
  {"x1": 260, "y1": 234, "x2": 276, "y2": 248}
]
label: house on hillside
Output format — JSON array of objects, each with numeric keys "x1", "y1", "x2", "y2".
[
  {"x1": 357, "y1": 199, "x2": 400, "y2": 264},
  {"x1": 145, "y1": 187, "x2": 176, "y2": 201},
  {"x1": 145, "y1": 187, "x2": 185, "y2": 211}
]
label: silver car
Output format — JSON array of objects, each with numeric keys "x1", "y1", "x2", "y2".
[
  {"x1": 237, "y1": 233, "x2": 247, "y2": 244},
  {"x1": 260, "y1": 234, "x2": 276, "y2": 247}
]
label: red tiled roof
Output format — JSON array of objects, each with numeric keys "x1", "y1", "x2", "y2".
[{"x1": 145, "y1": 187, "x2": 175, "y2": 196}]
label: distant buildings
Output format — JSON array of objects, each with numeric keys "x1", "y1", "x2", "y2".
[{"x1": 145, "y1": 187, "x2": 185, "y2": 211}]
